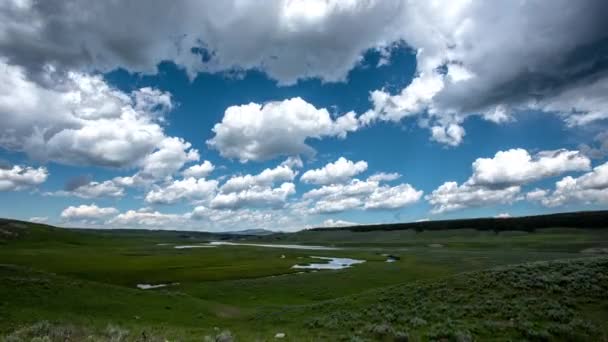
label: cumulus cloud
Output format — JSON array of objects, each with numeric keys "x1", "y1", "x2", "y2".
[
  {"x1": 64, "y1": 175, "x2": 93, "y2": 192},
  {"x1": 367, "y1": 172, "x2": 401, "y2": 182},
  {"x1": 0, "y1": 165, "x2": 48, "y2": 191},
  {"x1": 64, "y1": 180, "x2": 124, "y2": 199},
  {"x1": 191, "y1": 205, "x2": 298, "y2": 231},
  {"x1": 207, "y1": 98, "x2": 358, "y2": 162},
  {"x1": 430, "y1": 124, "x2": 466, "y2": 147},
  {"x1": 220, "y1": 165, "x2": 296, "y2": 194},
  {"x1": 207, "y1": 163, "x2": 299, "y2": 209},
  {"x1": 304, "y1": 178, "x2": 379, "y2": 201},
  {"x1": 109, "y1": 208, "x2": 187, "y2": 228},
  {"x1": 361, "y1": 72, "x2": 445, "y2": 124},
  {"x1": 312, "y1": 197, "x2": 363, "y2": 214},
  {"x1": 210, "y1": 182, "x2": 296, "y2": 210},
  {"x1": 303, "y1": 176, "x2": 422, "y2": 213},
  {"x1": 526, "y1": 188, "x2": 549, "y2": 202},
  {"x1": 529, "y1": 162, "x2": 608, "y2": 207},
  {"x1": 3, "y1": 0, "x2": 605, "y2": 156},
  {"x1": 61, "y1": 204, "x2": 118, "y2": 221},
  {"x1": 0, "y1": 60, "x2": 202, "y2": 174},
  {"x1": 145, "y1": 177, "x2": 218, "y2": 205},
  {"x1": 182, "y1": 160, "x2": 215, "y2": 178},
  {"x1": 361, "y1": 1, "x2": 608, "y2": 144},
  {"x1": 96, "y1": 205, "x2": 303, "y2": 232},
  {"x1": 0, "y1": 0, "x2": 407, "y2": 85},
  {"x1": 138, "y1": 137, "x2": 200, "y2": 180},
  {"x1": 29, "y1": 216, "x2": 48, "y2": 223},
  {"x1": 469, "y1": 149, "x2": 590, "y2": 187},
  {"x1": 426, "y1": 182, "x2": 521, "y2": 214},
  {"x1": 426, "y1": 148, "x2": 590, "y2": 213},
  {"x1": 321, "y1": 219, "x2": 359, "y2": 228},
  {"x1": 281, "y1": 156, "x2": 304, "y2": 169},
  {"x1": 301, "y1": 157, "x2": 368, "y2": 185},
  {"x1": 579, "y1": 131, "x2": 608, "y2": 160},
  {"x1": 365, "y1": 183, "x2": 422, "y2": 210}
]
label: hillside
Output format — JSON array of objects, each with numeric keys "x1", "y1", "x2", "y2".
[
  {"x1": 310, "y1": 210, "x2": 608, "y2": 232},
  {"x1": 2, "y1": 212, "x2": 608, "y2": 340}
]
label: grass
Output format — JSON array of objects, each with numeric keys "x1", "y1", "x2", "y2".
[
  {"x1": 278, "y1": 256, "x2": 608, "y2": 341},
  {"x1": 1, "y1": 218, "x2": 608, "y2": 340}
]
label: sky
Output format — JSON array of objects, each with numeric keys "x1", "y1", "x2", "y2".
[{"x1": 0, "y1": 0, "x2": 607, "y2": 231}]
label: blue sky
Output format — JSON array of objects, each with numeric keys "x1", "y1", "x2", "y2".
[{"x1": 0, "y1": 1, "x2": 607, "y2": 231}]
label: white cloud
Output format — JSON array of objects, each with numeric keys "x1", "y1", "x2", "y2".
[
  {"x1": 207, "y1": 163, "x2": 299, "y2": 210},
  {"x1": 190, "y1": 206, "x2": 299, "y2": 231},
  {"x1": 361, "y1": 1, "x2": 608, "y2": 144},
  {"x1": 365, "y1": 183, "x2": 422, "y2": 209},
  {"x1": 304, "y1": 176, "x2": 422, "y2": 213},
  {"x1": 495, "y1": 213, "x2": 511, "y2": 218},
  {"x1": 469, "y1": 149, "x2": 590, "y2": 187},
  {"x1": 29, "y1": 216, "x2": 48, "y2": 223},
  {"x1": 362, "y1": 72, "x2": 445, "y2": 124},
  {"x1": 2, "y1": 1, "x2": 605, "y2": 158},
  {"x1": 207, "y1": 98, "x2": 358, "y2": 162},
  {"x1": 312, "y1": 197, "x2": 363, "y2": 214},
  {"x1": 539, "y1": 77, "x2": 608, "y2": 126},
  {"x1": 101, "y1": 204, "x2": 306, "y2": 232},
  {"x1": 367, "y1": 172, "x2": 401, "y2": 182},
  {"x1": 300, "y1": 157, "x2": 368, "y2": 185},
  {"x1": 138, "y1": 137, "x2": 199, "y2": 180},
  {"x1": 430, "y1": 124, "x2": 466, "y2": 147},
  {"x1": 0, "y1": 1, "x2": 407, "y2": 85},
  {"x1": 210, "y1": 182, "x2": 296, "y2": 210},
  {"x1": 0, "y1": 165, "x2": 48, "y2": 191},
  {"x1": 0, "y1": 60, "x2": 201, "y2": 173},
  {"x1": 321, "y1": 219, "x2": 359, "y2": 228},
  {"x1": 67, "y1": 180, "x2": 124, "y2": 199},
  {"x1": 426, "y1": 181, "x2": 521, "y2": 214},
  {"x1": 426, "y1": 147, "x2": 593, "y2": 213},
  {"x1": 281, "y1": 156, "x2": 304, "y2": 169},
  {"x1": 530, "y1": 162, "x2": 608, "y2": 207},
  {"x1": 220, "y1": 165, "x2": 296, "y2": 194},
  {"x1": 109, "y1": 208, "x2": 187, "y2": 228},
  {"x1": 303, "y1": 178, "x2": 378, "y2": 200},
  {"x1": 579, "y1": 131, "x2": 608, "y2": 160},
  {"x1": 145, "y1": 177, "x2": 218, "y2": 205},
  {"x1": 526, "y1": 188, "x2": 548, "y2": 202},
  {"x1": 182, "y1": 160, "x2": 215, "y2": 178},
  {"x1": 61, "y1": 204, "x2": 118, "y2": 221}
]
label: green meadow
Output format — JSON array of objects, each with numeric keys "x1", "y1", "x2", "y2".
[{"x1": 1, "y1": 217, "x2": 608, "y2": 341}]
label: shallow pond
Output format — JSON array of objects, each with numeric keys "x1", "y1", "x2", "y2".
[
  {"x1": 136, "y1": 283, "x2": 178, "y2": 290},
  {"x1": 209, "y1": 241, "x2": 339, "y2": 250},
  {"x1": 174, "y1": 245, "x2": 217, "y2": 249},
  {"x1": 292, "y1": 256, "x2": 365, "y2": 270}
]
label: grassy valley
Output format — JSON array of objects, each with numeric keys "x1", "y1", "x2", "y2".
[{"x1": 1, "y1": 212, "x2": 608, "y2": 341}]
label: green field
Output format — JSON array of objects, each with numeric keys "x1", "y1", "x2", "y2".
[{"x1": 1, "y1": 217, "x2": 608, "y2": 341}]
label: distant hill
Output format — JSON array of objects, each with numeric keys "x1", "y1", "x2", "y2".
[
  {"x1": 223, "y1": 229, "x2": 275, "y2": 236},
  {"x1": 0, "y1": 218, "x2": 59, "y2": 241},
  {"x1": 0, "y1": 218, "x2": 252, "y2": 242},
  {"x1": 2, "y1": 210, "x2": 607, "y2": 242},
  {"x1": 310, "y1": 210, "x2": 608, "y2": 233}
]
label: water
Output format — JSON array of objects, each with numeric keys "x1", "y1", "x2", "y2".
[
  {"x1": 209, "y1": 241, "x2": 339, "y2": 250},
  {"x1": 137, "y1": 282, "x2": 180, "y2": 289},
  {"x1": 292, "y1": 256, "x2": 365, "y2": 270},
  {"x1": 174, "y1": 245, "x2": 217, "y2": 249}
]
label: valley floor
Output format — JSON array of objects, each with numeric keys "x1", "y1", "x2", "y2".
[{"x1": 1, "y1": 221, "x2": 608, "y2": 341}]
